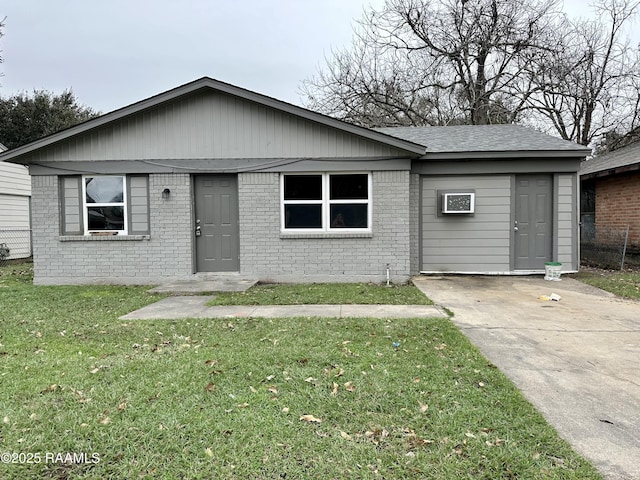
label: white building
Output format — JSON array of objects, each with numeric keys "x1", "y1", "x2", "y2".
[{"x1": 0, "y1": 142, "x2": 32, "y2": 259}]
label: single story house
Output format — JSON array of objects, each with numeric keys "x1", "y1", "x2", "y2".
[
  {"x1": 0, "y1": 77, "x2": 589, "y2": 285},
  {"x1": 0, "y1": 142, "x2": 32, "y2": 260},
  {"x1": 580, "y1": 141, "x2": 640, "y2": 248}
]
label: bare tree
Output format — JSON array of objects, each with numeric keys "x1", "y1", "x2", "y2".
[
  {"x1": 302, "y1": 0, "x2": 563, "y2": 127},
  {"x1": 524, "y1": 0, "x2": 640, "y2": 146},
  {"x1": 0, "y1": 16, "x2": 5, "y2": 78},
  {"x1": 304, "y1": 37, "x2": 454, "y2": 126},
  {"x1": 302, "y1": 0, "x2": 640, "y2": 148}
]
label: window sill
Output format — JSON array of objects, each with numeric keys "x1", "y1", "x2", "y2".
[
  {"x1": 59, "y1": 235, "x2": 151, "y2": 242},
  {"x1": 280, "y1": 232, "x2": 373, "y2": 239}
]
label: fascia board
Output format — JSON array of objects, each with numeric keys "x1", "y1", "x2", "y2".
[{"x1": 422, "y1": 149, "x2": 590, "y2": 160}]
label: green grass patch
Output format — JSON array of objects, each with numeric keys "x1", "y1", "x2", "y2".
[
  {"x1": 0, "y1": 264, "x2": 601, "y2": 479},
  {"x1": 208, "y1": 282, "x2": 433, "y2": 306},
  {"x1": 573, "y1": 270, "x2": 640, "y2": 300}
]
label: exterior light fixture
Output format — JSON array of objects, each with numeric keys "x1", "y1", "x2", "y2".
[{"x1": 162, "y1": 188, "x2": 171, "y2": 199}]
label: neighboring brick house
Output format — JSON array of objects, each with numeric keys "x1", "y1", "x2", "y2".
[
  {"x1": 580, "y1": 142, "x2": 640, "y2": 249},
  {"x1": 0, "y1": 77, "x2": 589, "y2": 285}
]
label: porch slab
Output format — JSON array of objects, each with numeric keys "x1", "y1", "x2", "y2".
[{"x1": 148, "y1": 276, "x2": 259, "y2": 294}]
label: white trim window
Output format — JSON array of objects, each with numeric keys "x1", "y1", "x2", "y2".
[
  {"x1": 281, "y1": 173, "x2": 371, "y2": 232},
  {"x1": 82, "y1": 175, "x2": 127, "y2": 235}
]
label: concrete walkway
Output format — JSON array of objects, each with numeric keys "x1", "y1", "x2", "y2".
[
  {"x1": 120, "y1": 296, "x2": 448, "y2": 320},
  {"x1": 412, "y1": 275, "x2": 640, "y2": 480}
]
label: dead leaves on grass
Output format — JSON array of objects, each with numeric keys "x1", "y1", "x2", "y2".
[
  {"x1": 40, "y1": 384, "x2": 60, "y2": 394},
  {"x1": 324, "y1": 365, "x2": 344, "y2": 378},
  {"x1": 365, "y1": 428, "x2": 390, "y2": 444},
  {"x1": 70, "y1": 387, "x2": 91, "y2": 404},
  {"x1": 39, "y1": 384, "x2": 95, "y2": 407},
  {"x1": 131, "y1": 334, "x2": 201, "y2": 354},
  {"x1": 300, "y1": 414, "x2": 322, "y2": 424},
  {"x1": 331, "y1": 382, "x2": 339, "y2": 396}
]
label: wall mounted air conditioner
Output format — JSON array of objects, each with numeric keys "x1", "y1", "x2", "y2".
[{"x1": 442, "y1": 192, "x2": 475, "y2": 214}]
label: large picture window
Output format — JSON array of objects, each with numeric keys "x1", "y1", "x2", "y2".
[
  {"x1": 282, "y1": 173, "x2": 371, "y2": 232},
  {"x1": 83, "y1": 176, "x2": 127, "y2": 234}
]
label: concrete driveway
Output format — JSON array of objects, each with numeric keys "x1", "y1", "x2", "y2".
[{"x1": 412, "y1": 275, "x2": 640, "y2": 480}]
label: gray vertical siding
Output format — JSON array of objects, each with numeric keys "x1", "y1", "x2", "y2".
[
  {"x1": 60, "y1": 176, "x2": 82, "y2": 235},
  {"x1": 19, "y1": 91, "x2": 409, "y2": 164},
  {"x1": 556, "y1": 173, "x2": 577, "y2": 270},
  {"x1": 421, "y1": 175, "x2": 512, "y2": 273},
  {"x1": 128, "y1": 176, "x2": 150, "y2": 234}
]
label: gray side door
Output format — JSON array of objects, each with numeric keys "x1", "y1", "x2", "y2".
[
  {"x1": 514, "y1": 174, "x2": 553, "y2": 270},
  {"x1": 194, "y1": 175, "x2": 239, "y2": 272}
]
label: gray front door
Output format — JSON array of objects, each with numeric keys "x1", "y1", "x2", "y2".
[
  {"x1": 514, "y1": 174, "x2": 553, "y2": 270},
  {"x1": 194, "y1": 175, "x2": 239, "y2": 272}
]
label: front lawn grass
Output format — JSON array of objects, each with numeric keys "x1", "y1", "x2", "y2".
[
  {"x1": 573, "y1": 269, "x2": 640, "y2": 300},
  {"x1": 0, "y1": 264, "x2": 601, "y2": 479},
  {"x1": 208, "y1": 282, "x2": 433, "y2": 305}
]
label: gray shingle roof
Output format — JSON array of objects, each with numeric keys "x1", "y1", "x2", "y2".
[
  {"x1": 580, "y1": 141, "x2": 640, "y2": 176},
  {"x1": 375, "y1": 124, "x2": 589, "y2": 155}
]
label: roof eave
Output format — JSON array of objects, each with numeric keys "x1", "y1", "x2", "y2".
[
  {"x1": 580, "y1": 162, "x2": 640, "y2": 180},
  {"x1": 421, "y1": 149, "x2": 591, "y2": 160},
  {"x1": 0, "y1": 77, "x2": 426, "y2": 163}
]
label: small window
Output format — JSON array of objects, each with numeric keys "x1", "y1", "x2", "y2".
[
  {"x1": 282, "y1": 173, "x2": 371, "y2": 231},
  {"x1": 83, "y1": 176, "x2": 127, "y2": 234}
]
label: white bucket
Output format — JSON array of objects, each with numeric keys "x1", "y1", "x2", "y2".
[{"x1": 544, "y1": 262, "x2": 562, "y2": 281}]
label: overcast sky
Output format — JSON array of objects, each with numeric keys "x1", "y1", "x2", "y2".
[{"x1": 0, "y1": 0, "x2": 628, "y2": 114}]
